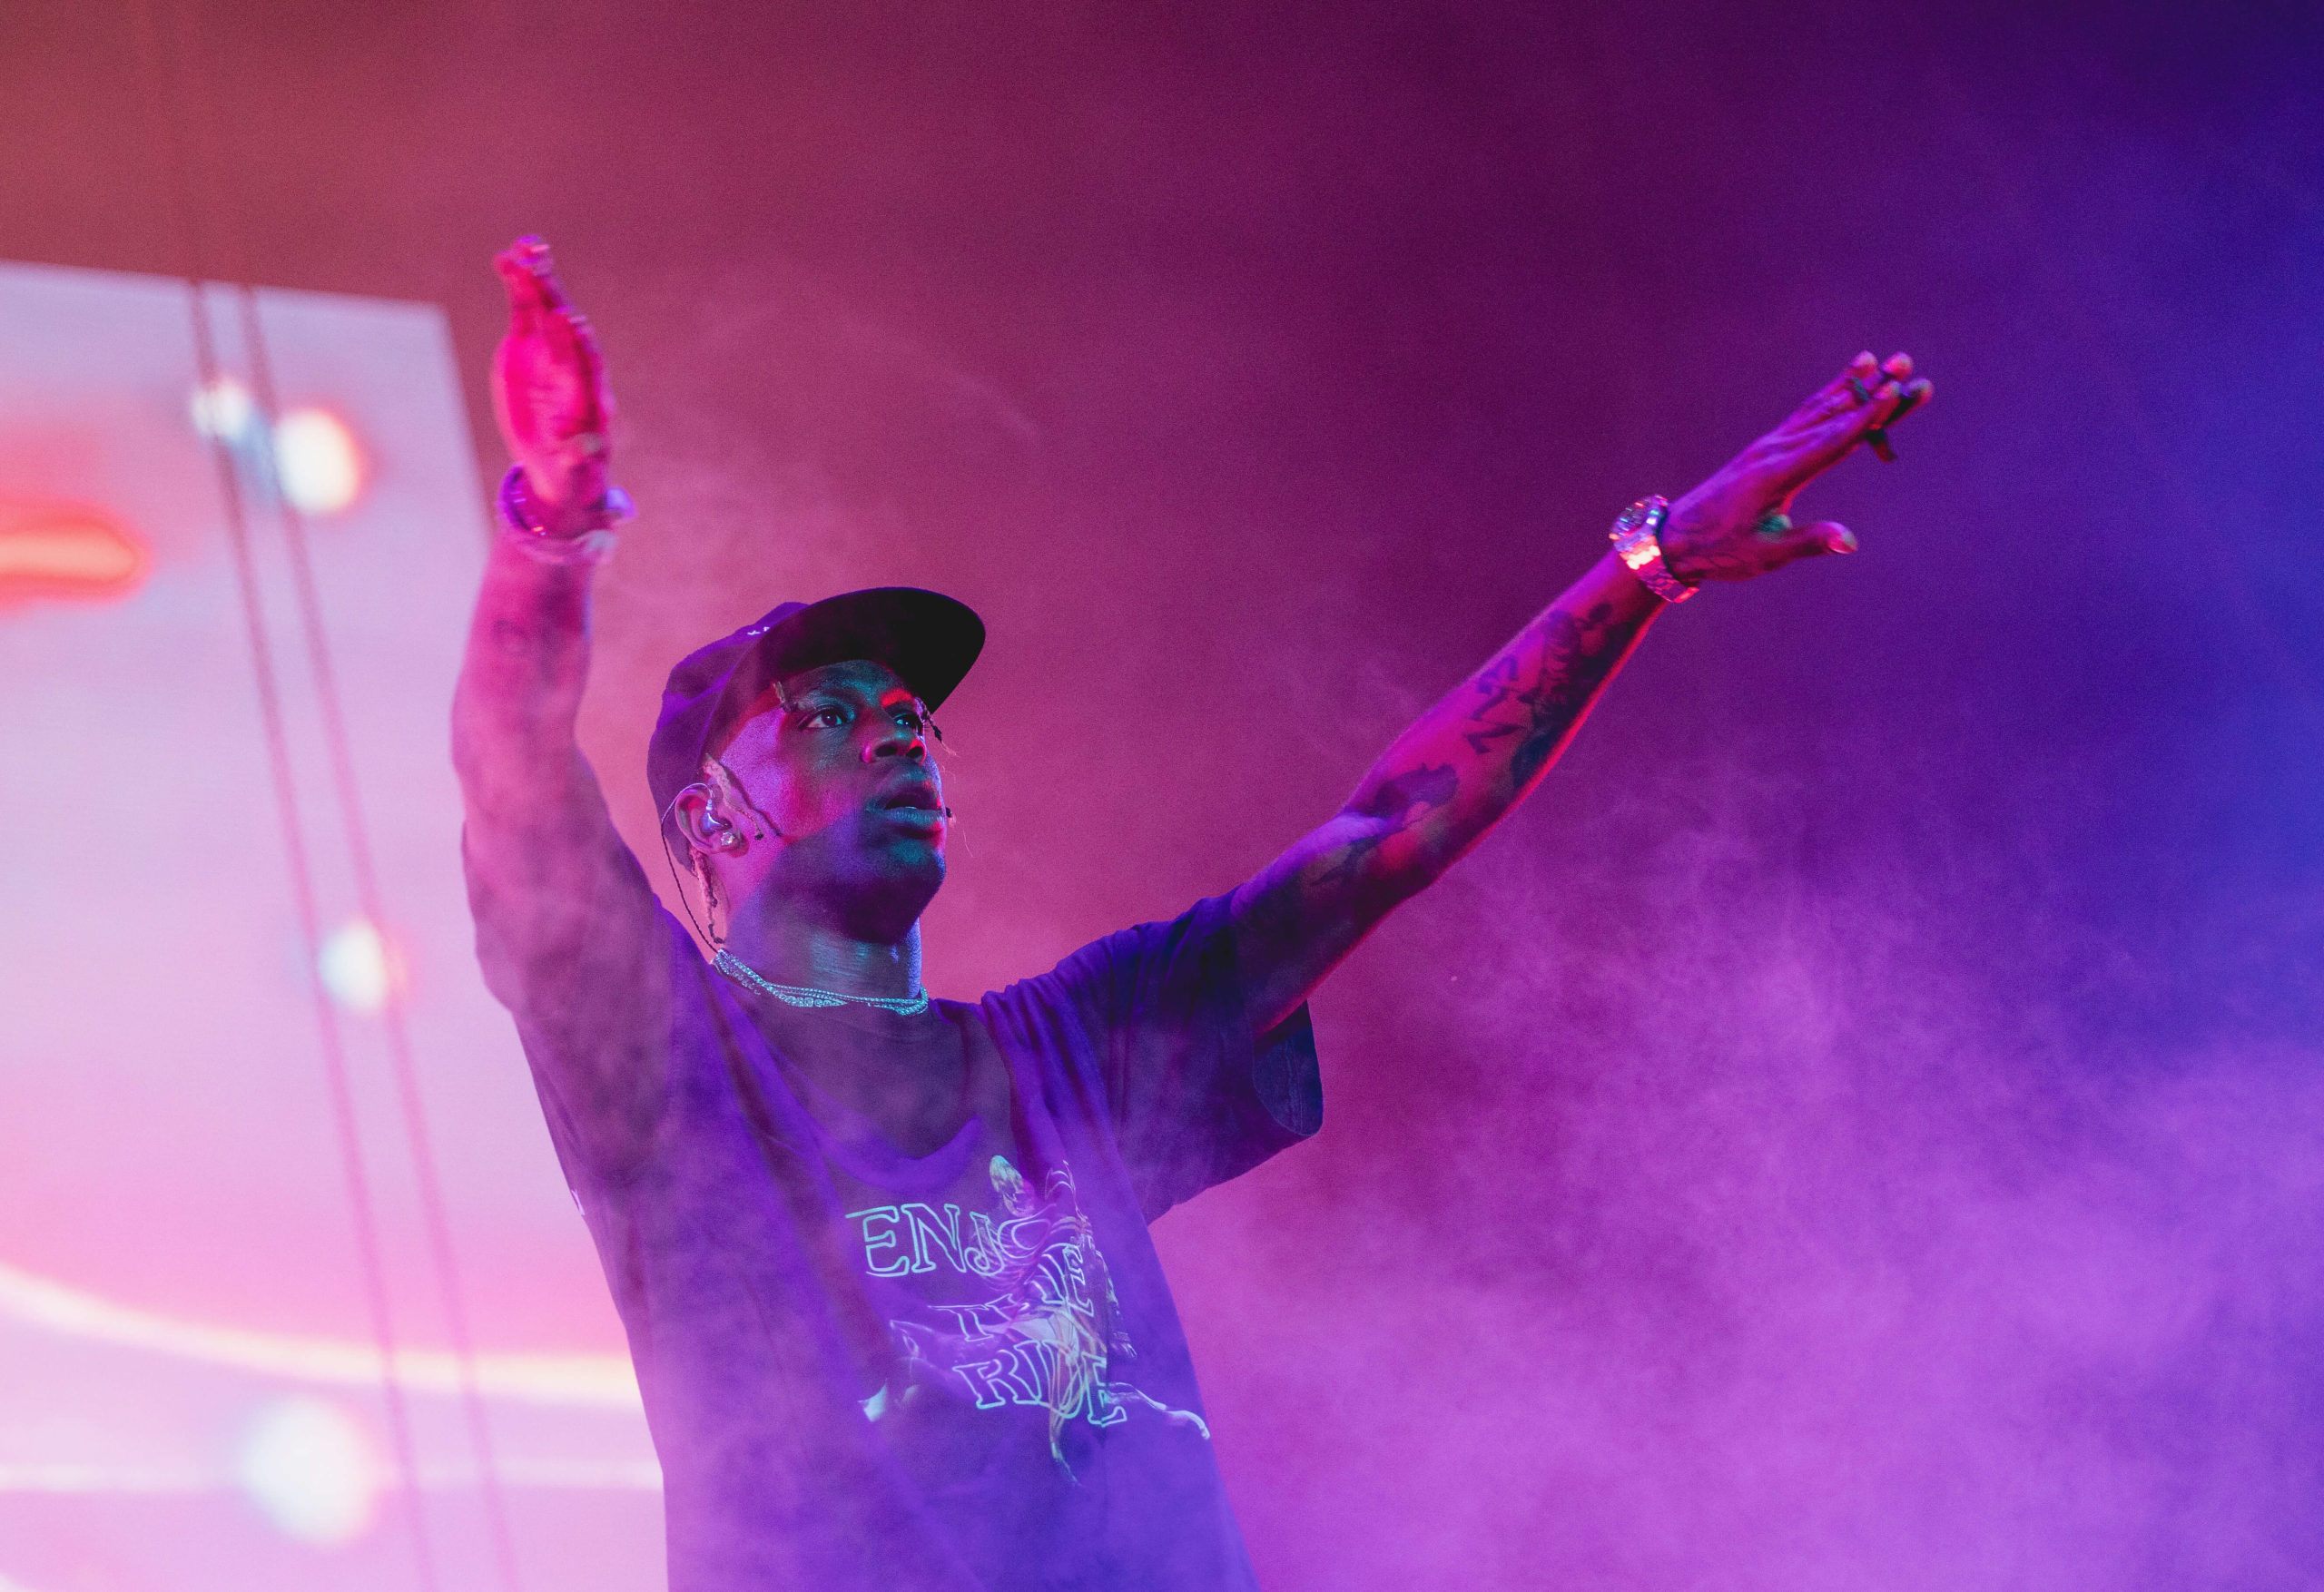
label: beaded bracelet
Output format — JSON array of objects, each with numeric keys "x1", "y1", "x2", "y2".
[{"x1": 497, "y1": 463, "x2": 633, "y2": 566}]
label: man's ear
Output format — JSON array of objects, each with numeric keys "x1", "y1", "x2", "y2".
[
  {"x1": 702, "y1": 757, "x2": 774, "y2": 842},
  {"x1": 671, "y1": 781, "x2": 734, "y2": 863}
]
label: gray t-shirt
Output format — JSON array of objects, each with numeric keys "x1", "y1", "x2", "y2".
[{"x1": 468, "y1": 837, "x2": 1322, "y2": 1591}]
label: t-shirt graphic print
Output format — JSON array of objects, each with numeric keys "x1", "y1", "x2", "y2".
[{"x1": 852, "y1": 1154, "x2": 1211, "y2": 1468}]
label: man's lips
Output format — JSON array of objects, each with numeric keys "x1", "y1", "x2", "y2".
[{"x1": 872, "y1": 784, "x2": 944, "y2": 816}]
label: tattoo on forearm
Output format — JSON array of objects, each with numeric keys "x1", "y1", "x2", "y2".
[
  {"x1": 1463, "y1": 600, "x2": 1636, "y2": 792},
  {"x1": 1265, "y1": 595, "x2": 1641, "y2": 927},
  {"x1": 1356, "y1": 763, "x2": 1461, "y2": 823},
  {"x1": 1312, "y1": 763, "x2": 1459, "y2": 887}
]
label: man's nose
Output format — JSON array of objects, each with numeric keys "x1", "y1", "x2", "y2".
[{"x1": 863, "y1": 721, "x2": 928, "y2": 763}]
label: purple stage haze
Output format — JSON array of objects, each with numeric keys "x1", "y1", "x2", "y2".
[{"x1": 3, "y1": 1, "x2": 2319, "y2": 1587}]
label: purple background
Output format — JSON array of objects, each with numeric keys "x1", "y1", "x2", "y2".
[{"x1": 5, "y1": 1, "x2": 2320, "y2": 1586}]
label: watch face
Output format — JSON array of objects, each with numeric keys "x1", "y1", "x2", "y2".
[{"x1": 1611, "y1": 496, "x2": 1664, "y2": 540}]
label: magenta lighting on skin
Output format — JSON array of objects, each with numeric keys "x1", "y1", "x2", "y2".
[{"x1": 3, "y1": 5, "x2": 2319, "y2": 1589}]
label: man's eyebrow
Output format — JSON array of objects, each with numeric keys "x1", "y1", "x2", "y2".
[{"x1": 783, "y1": 680, "x2": 901, "y2": 711}]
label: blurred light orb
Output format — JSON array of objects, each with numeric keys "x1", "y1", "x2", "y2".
[
  {"x1": 188, "y1": 374, "x2": 256, "y2": 441},
  {"x1": 319, "y1": 917, "x2": 399, "y2": 1016},
  {"x1": 273, "y1": 408, "x2": 365, "y2": 515},
  {"x1": 236, "y1": 1396, "x2": 383, "y2": 1546}
]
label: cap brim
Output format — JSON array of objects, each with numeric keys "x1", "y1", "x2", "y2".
[{"x1": 711, "y1": 586, "x2": 985, "y2": 746}]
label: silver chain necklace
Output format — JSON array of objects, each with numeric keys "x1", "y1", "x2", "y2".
[{"x1": 713, "y1": 948, "x2": 931, "y2": 1017}]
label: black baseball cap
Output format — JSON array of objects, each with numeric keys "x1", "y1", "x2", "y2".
[{"x1": 647, "y1": 586, "x2": 984, "y2": 848}]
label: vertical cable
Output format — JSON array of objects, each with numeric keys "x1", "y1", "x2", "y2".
[
  {"x1": 165, "y1": 8, "x2": 525, "y2": 1576},
  {"x1": 125, "y1": 2, "x2": 441, "y2": 1586},
  {"x1": 239, "y1": 282, "x2": 527, "y2": 1592}
]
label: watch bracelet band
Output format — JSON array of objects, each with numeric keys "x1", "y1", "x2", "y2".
[
  {"x1": 1608, "y1": 494, "x2": 1697, "y2": 604},
  {"x1": 497, "y1": 461, "x2": 632, "y2": 566}
]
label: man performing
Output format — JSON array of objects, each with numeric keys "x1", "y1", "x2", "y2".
[{"x1": 455, "y1": 235, "x2": 1931, "y2": 1590}]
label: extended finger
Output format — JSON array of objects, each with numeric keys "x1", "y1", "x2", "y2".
[
  {"x1": 1830, "y1": 350, "x2": 1920, "y2": 415},
  {"x1": 1851, "y1": 376, "x2": 1907, "y2": 461},
  {"x1": 1766, "y1": 515, "x2": 1860, "y2": 568},
  {"x1": 529, "y1": 256, "x2": 577, "y2": 317},
  {"x1": 1794, "y1": 351, "x2": 1881, "y2": 428},
  {"x1": 1866, "y1": 354, "x2": 1931, "y2": 421},
  {"x1": 1778, "y1": 358, "x2": 1899, "y2": 477},
  {"x1": 1846, "y1": 365, "x2": 1927, "y2": 436},
  {"x1": 493, "y1": 236, "x2": 556, "y2": 329},
  {"x1": 1885, "y1": 375, "x2": 1934, "y2": 427},
  {"x1": 501, "y1": 237, "x2": 588, "y2": 357},
  {"x1": 568, "y1": 314, "x2": 616, "y2": 428},
  {"x1": 519, "y1": 245, "x2": 603, "y2": 388},
  {"x1": 1861, "y1": 364, "x2": 1934, "y2": 460},
  {"x1": 1746, "y1": 352, "x2": 1927, "y2": 496}
]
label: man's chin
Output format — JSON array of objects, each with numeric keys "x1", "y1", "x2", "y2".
[
  {"x1": 848, "y1": 839, "x2": 947, "y2": 907},
  {"x1": 753, "y1": 829, "x2": 943, "y2": 924}
]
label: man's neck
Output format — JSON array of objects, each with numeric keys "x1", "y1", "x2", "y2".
[{"x1": 718, "y1": 909, "x2": 924, "y2": 1001}]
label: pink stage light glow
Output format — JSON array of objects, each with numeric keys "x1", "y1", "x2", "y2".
[{"x1": 0, "y1": 1260, "x2": 640, "y2": 1410}]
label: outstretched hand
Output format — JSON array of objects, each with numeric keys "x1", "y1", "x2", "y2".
[
  {"x1": 1658, "y1": 350, "x2": 1933, "y2": 585},
  {"x1": 491, "y1": 236, "x2": 615, "y2": 534}
]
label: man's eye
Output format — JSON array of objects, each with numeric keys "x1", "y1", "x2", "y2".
[{"x1": 809, "y1": 707, "x2": 847, "y2": 728}]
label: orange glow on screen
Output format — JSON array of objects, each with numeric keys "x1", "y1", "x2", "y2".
[{"x1": 0, "y1": 502, "x2": 149, "y2": 604}]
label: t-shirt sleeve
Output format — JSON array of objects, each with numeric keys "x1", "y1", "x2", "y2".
[
  {"x1": 1044, "y1": 892, "x2": 1323, "y2": 1221},
  {"x1": 462, "y1": 825, "x2": 678, "y2": 1183}
]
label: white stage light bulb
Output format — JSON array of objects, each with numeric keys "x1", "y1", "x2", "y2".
[
  {"x1": 236, "y1": 1396, "x2": 384, "y2": 1546},
  {"x1": 274, "y1": 408, "x2": 365, "y2": 515},
  {"x1": 189, "y1": 375, "x2": 255, "y2": 440},
  {"x1": 319, "y1": 917, "x2": 399, "y2": 1016}
]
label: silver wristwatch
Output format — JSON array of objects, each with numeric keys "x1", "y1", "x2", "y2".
[{"x1": 1608, "y1": 495, "x2": 1696, "y2": 604}]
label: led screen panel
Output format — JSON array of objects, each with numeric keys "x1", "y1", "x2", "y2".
[{"x1": 0, "y1": 260, "x2": 661, "y2": 1592}]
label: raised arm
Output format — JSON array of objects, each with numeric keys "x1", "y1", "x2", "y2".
[
  {"x1": 1230, "y1": 352, "x2": 1933, "y2": 1032},
  {"x1": 453, "y1": 240, "x2": 669, "y2": 1158},
  {"x1": 455, "y1": 241, "x2": 620, "y2": 891}
]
